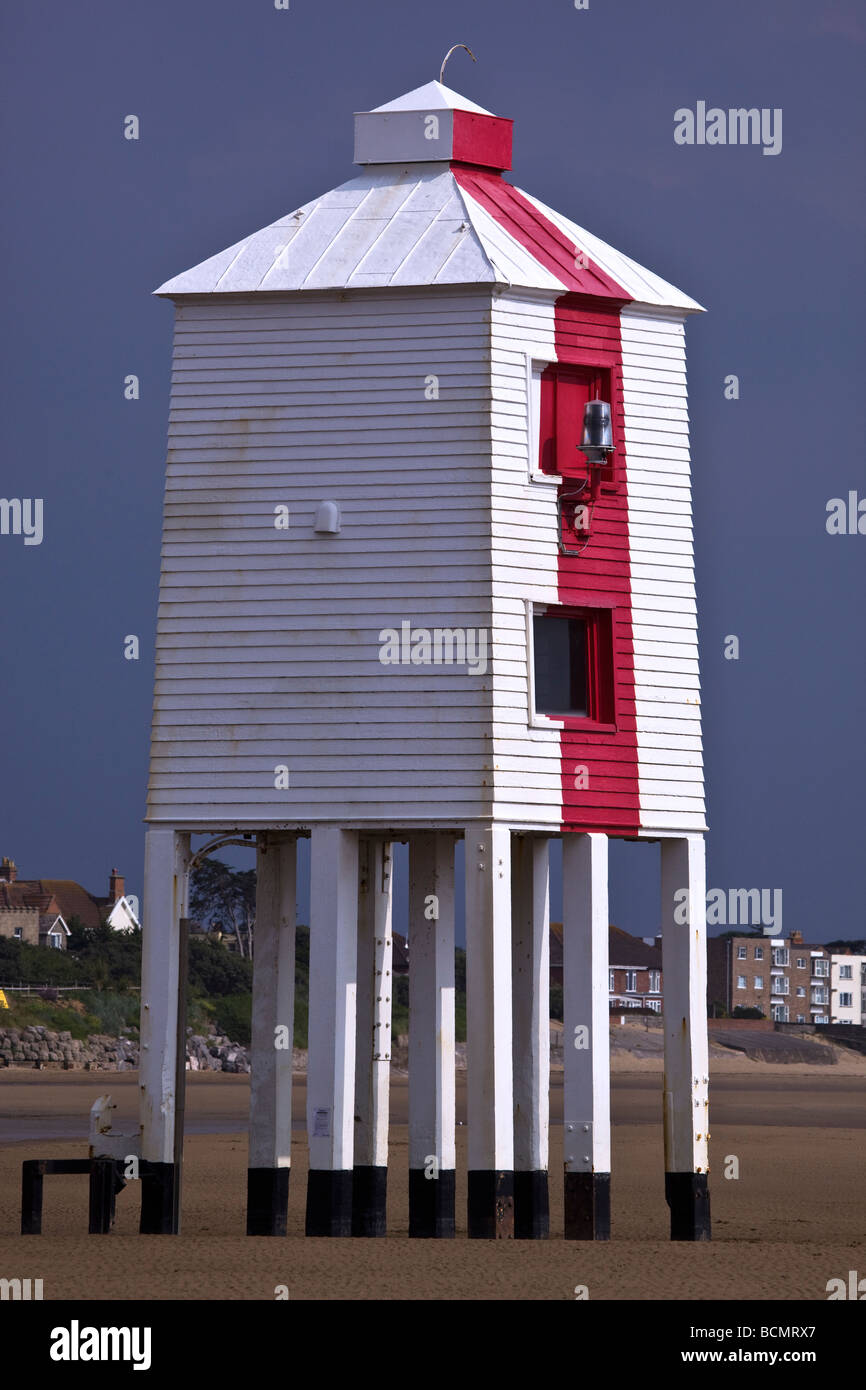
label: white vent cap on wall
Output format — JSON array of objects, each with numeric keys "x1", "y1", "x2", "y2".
[{"x1": 314, "y1": 501, "x2": 341, "y2": 534}]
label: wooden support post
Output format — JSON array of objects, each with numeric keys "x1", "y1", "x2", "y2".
[
  {"x1": 511, "y1": 835, "x2": 550, "y2": 1238},
  {"x1": 305, "y1": 827, "x2": 358, "y2": 1236},
  {"x1": 352, "y1": 838, "x2": 393, "y2": 1236},
  {"x1": 408, "y1": 833, "x2": 456, "y2": 1237},
  {"x1": 139, "y1": 827, "x2": 190, "y2": 1234},
  {"x1": 247, "y1": 833, "x2": 296, "y2": 1236},
  {"x1": 562, "y1": 832, "x2": 611, "y2": 1240},
  {"x1": 465, "y1": 825, "x2": 514, "y2": 1238},
  {"x1": 661, "y1": 834, "x2": 711, "y2": 1240}
]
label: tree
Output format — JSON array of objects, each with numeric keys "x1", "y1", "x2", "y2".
[{"x1": 189, "y1": 858, "x2": 256, "y2": 959}]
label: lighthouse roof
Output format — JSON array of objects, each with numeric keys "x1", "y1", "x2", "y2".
[
  {"x1": 371, "y1": 80, "x2": 494, "y2": 116},
  {"x1": 155, "y1": 85, "x2": 703, "y2": 313}
]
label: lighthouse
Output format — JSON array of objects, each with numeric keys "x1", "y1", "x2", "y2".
[{"x1": 140, "y1": 75, "x2": 710, "y2": 1242}]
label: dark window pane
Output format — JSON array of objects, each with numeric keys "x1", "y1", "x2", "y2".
[{"x1": 533, "y1": 615, "x2": 588, "y2": 716}]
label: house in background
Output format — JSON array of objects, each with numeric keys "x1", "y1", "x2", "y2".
[
  {"x1": 550, "y1": 923, "x2": 663, "y2": 1012},
  {"x1": 830, "y1": 952, "x2": 866, "y2": 1026},
  {"x1": 0, "y1": 858, "x2": 139, "y2": 949}
]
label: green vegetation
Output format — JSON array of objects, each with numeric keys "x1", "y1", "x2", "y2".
[{"x1": 0, "y1": 992, "x2": 101, "y2": 1039}]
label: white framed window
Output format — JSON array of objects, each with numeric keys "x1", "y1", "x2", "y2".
[
  {"x1": 772, "y1": 947, "x2": 789, "y2": 967},
  {"x1": 736, "y1": 975, "x2": 747, "y2": 990},
  {"x1": 754, "y1": 946, "x2": 763, "y2": 960},
  {"x1": 754, "y1": 976, "x2": 764, "y2": 990},
  {"x1": 796, "y1": 1014, "x2": 806, "y2": 1023},
  {"x1": 813, "y1": 959, "x2": 829, "y2": 978},
  {"x1": 796, "y1": 986, "x2": 806, "y2": 997},
  {"x1": 839, "y1": 993, "x2": 853, "y2": 1008},
  {"x1": 737, "y1": 946, "x2": 747, "y2": 959},
  {"x1": 526, "y1": 355, "x2": 558, "y2": 485},
  {"x1": 625, "y1": 970, "x2": 637, "y2": 992},
  {"x1": 608, "y1": 969, "x2": 615, "y2": 992},
  {"x1": 648, "y1": 970, "x2": 660, "y2": 993},
  {"x1": 13, "y1": 927, "x2": 22, "y2": 939},
  {"x1": 771, "y1": 1003, "x2": 789, "y2": 1022},
  {"x1": 795, "y1": 957, "x2": 806, "y2": 968},
  {"x1": 839, "y1": 964, "x2": 853, "y2": 980}
]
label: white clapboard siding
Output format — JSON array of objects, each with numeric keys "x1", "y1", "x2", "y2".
[
  {"x1": 487, "y1": 291, "x2": 561, "y2": 827},
  {"x1": 147, "y1": 288, "x2": 497, "y2": 826},
  {"x1": 621, "y1": 307, "x2": 706, "y2": 833}
]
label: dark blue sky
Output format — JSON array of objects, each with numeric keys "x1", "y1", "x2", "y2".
[{"x1": 1, "y1": 0, "x2": 863, "y2": 942}]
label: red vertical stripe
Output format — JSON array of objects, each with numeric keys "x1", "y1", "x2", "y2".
[
  {"x1": 457, "y1": 166, "x2": 641, "y2": 833},
  {"x1": 553, "y1": 299, "x2": 640, "y2": 835}
]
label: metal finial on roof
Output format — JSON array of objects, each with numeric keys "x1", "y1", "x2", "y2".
[{"x1": 439, "y1": 44, "x2": 477, "y2": 84}]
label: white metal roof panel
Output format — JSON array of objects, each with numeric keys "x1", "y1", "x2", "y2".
[{"x1": 370, "y1": 80, "x2": 494, "y2": 115}]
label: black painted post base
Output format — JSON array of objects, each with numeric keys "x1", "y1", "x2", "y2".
[
  {"x1": 139, "y1": 1161, "x2": 178, "y2": 1235},
  {"x1": 665, "y1": 1172, "x2": 711, "y2": 1241},
  {"x1": 514, "y1": 1170, "x2": 549, "y2": 1239},
  {"x1": 305, "y1": 1169, "x2": 353, "y2": 1236},
  {"x1": 564, "y1": 1172, "x2": 611, "y2": 1240},
  {"x1": 351, "y1": 1166, "x2": 387, "y2": 1236},
  {"x1": 246, "y1": 1167, "x2": 289, "y2": 1236},
  {"x1": 408, "y1": 1168, "x2": 456, "y2": 1238},
  {"x1": 467, "y1": 1170, "x2": 514, "y2": 1239}
]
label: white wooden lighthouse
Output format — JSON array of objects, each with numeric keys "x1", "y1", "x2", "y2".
[{"x1": 140, "y1": 72, "x2": 710, "y2": 1241}]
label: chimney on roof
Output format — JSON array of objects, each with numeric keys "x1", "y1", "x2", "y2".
[
  {"x1": 109, "y1": 868, "x2": 125, "y2": 901},
  {"x1": 790, "y1": 930, "x2": 803, "y2": 944},
  {"x1": 0, "y1": 857, "x2": 17, "y2": 883}
]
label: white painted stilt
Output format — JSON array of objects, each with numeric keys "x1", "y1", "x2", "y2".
[
  {"x1": 660, "y1": 834, "x2": 711, "y2": 1239},
  {"x1": 352, "y1": 838, "x2": 393, "y2": 1236},
  {"x1": 305, "y1": 826, "x2": 359, "y2": 1236},
  {"x1": 408, "y1": 832, "x2": 456, "y2": 1237},
  {"x1": 247, "y1": 832, "x2": 297, "y2": 1235},
  {"x1": 465, "y1": 824, "x2": 514, "y2": 1237},
  {"x1": 139, "y1": 827, "x2": 190, "y2": 1234},
  {"x1": 562, "y1": 832, "x2": 611, "y2": 1239},
  {"x1": 511, "y1": 835, "x2": 550, "y2": 1238}
]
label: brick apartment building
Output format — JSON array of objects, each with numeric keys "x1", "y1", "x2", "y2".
[
  {"x1": 551, "y1": 923, "x2": 663, "y2": 1012},
  {"x1": 707, "y1": 931, "x2": 833, "y2": 1022}
]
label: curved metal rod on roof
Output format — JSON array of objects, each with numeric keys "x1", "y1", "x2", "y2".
[
  {"x1": 189, "y1": 834, "x2": 256, "y2": 870},
  {"x1": 439, "y1": 44, "x2": 477, "y2": 84}
]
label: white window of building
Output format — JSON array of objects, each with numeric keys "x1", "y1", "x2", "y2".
[
  {"x1": 754, "y1": 946, "x2": 763, "y2": 960},
  {"x1": 839, "y1": 964, "x2": 853, "y2": 980},
  {"x1": 839, "y1": 993, "x2": 853, "y2": 1008},
  {"x1": 625, "y1": 970, "x2": 637, "y2": 992},
  {"x1": 737, "y1": 946, "x2": 747, "y2": 959},
  {"x1": 796, "y1": 1014, "x2": 806, "y2": 1023},
  {"x1": 754, "y1": 976, "x2": 764, "y2": 990},
  {"x1": 648, "y1": 970, "x2": 660, "y2": 993},
  {"x1": 813, "y1": 959, "x2": 829, "y2": 978},
  {"x1": 609, "y1": 969, "x2": 615, "y2": 992},
  {"x1": 771, "y1": 1004, "x2": 789, "y2": 1022},
  {"x1": 13, "y1": 927, "x2": 22, "y2": 939},
  {"x1": 737, "y1": 975, "x2": 747, "y2": 990},
  {"x1": 796, "y1": 986, "x2": 806, "y2": 997},
  {"x1": 772, "y1": 947, "x2": 789, "y2": 967},
  {"x1": 796, "y1": 957, "x2": 806, "y2": 969}
]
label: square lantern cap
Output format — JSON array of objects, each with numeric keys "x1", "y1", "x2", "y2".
[{"x1": 354, "y1": 80, "x2": 513, "y2": 170}]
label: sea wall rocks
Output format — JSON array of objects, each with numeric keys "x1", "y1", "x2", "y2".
[{"x1": 0, "y1": 1025, "x2": 252, "y2": 1074}]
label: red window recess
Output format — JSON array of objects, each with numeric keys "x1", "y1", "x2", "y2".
[
  {"x1": 534, "y1": 604, "x2": 616, "y2": 732},
  {"x1": 538, "y1": 362, "x2": 617, "y2": 491}
]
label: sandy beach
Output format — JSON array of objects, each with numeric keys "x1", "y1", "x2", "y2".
[{"x1": 1, "y1": 1058, "x2": 864, "y2": 1300}]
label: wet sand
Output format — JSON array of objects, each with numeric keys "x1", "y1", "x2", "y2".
[{"x1": 0, "y1": 1067, "x2": 863, "y2": 1299}]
